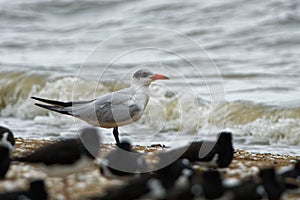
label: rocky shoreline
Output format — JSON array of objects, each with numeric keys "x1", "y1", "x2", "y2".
[{"x1": 0, "y1": 138, "x2": 299, "y2": 200}]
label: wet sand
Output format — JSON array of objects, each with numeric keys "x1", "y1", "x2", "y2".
[{"x1": 0, "y1": 138, "x2": 299, "y2": 200}]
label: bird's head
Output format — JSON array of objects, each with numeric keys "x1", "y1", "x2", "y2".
[
  {"x1": 132, "y1": 69, "x2": 169, "y2": 86},
  {"x1": 216, "y1": 131, "x2": 232, "y2": 145},
  {"x1": 0, "y1": 126, "x2": 12, "y2": 136}
]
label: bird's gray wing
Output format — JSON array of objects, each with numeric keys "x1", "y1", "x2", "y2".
[
  {"x1": 72, "y1": 88, "x2": 141, "y2": 127},
  {"x1": 96, "y1": 88, "x2": 142, "y2": 127}
]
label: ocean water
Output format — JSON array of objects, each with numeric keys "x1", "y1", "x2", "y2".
[{"x1": 1, "y1": 0, "x2": 300, "y2": 155}]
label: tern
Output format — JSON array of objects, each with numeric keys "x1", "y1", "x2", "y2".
[
  {"x1": 100, "y1": 141, "x2": 148, "y2": 178},
  {"x1": 0, "y1": 146, "x2": 10, "y2": 179},
  {"x1": 32, "y1": 69, "x2": 169, "y2": 145},
  {"x1": 13, "y1": 128, "x2": 101, "y2": 177},
  {"x1": 157, "y1": 132, "x2": 234, "y2": 168}
]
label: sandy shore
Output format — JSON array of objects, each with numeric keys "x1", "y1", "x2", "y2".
[{"x1": 0, "y1": 138, "x2": 299, "y2": 200}]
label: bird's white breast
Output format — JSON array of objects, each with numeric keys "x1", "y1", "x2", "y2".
[
  {"x1": 0, "y1": 132, "x2": 14, "y2": 151},
  {"x1": 131, "y1": 86, "x2": 150, "y2": 109},
  {"x1": 130, "y1": 86, "x2": 150, "y2": 119}
]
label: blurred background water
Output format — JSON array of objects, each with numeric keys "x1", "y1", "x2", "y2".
[{"x1": 1, "y1": 0, "x2": 300, "y2": 154}]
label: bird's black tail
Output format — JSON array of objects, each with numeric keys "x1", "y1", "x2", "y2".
[
  {"x1": 32, "y1": 96, "x2": 73, "y2": 116},
  {"x1": 32, "y1": 96, "x2": 95, "y2": 116},
  {"x1": 31, "y1": 96, "x2": 73, "y2": 107},
  {"x1": 35, "y1": 103, "x2": 72, "y2": 115}
]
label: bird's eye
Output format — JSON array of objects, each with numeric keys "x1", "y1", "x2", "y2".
[{"x1": 142, "y1": 72, "x2": 147, "y2": 77}]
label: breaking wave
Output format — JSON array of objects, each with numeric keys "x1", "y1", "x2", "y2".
[{"x1": 1, "y1": 71, "x2": 300, "y2": 145}]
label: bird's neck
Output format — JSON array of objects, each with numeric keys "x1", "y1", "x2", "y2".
[
  {"x1": 130, "y1": 82, "x2": 150, "y2": 91},
  {"x1": 130, "y1": 84, "x2": 150, "y2": 109}
]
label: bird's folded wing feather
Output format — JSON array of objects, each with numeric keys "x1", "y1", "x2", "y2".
[
  {"x1": 71, "y1": 88, "x2": 140, "y2": 126},
  {"x1": 15, "y1": 140, "x2": 81, "y2": 165}
]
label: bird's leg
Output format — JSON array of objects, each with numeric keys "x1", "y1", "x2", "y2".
[{"x1": 113, "y1": 127, "x2": 120, "y2": 146}]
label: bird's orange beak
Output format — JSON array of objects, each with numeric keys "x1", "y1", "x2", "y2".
[{"x1": 150, "y1": 74, "x2": 170, "y2": 80}]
